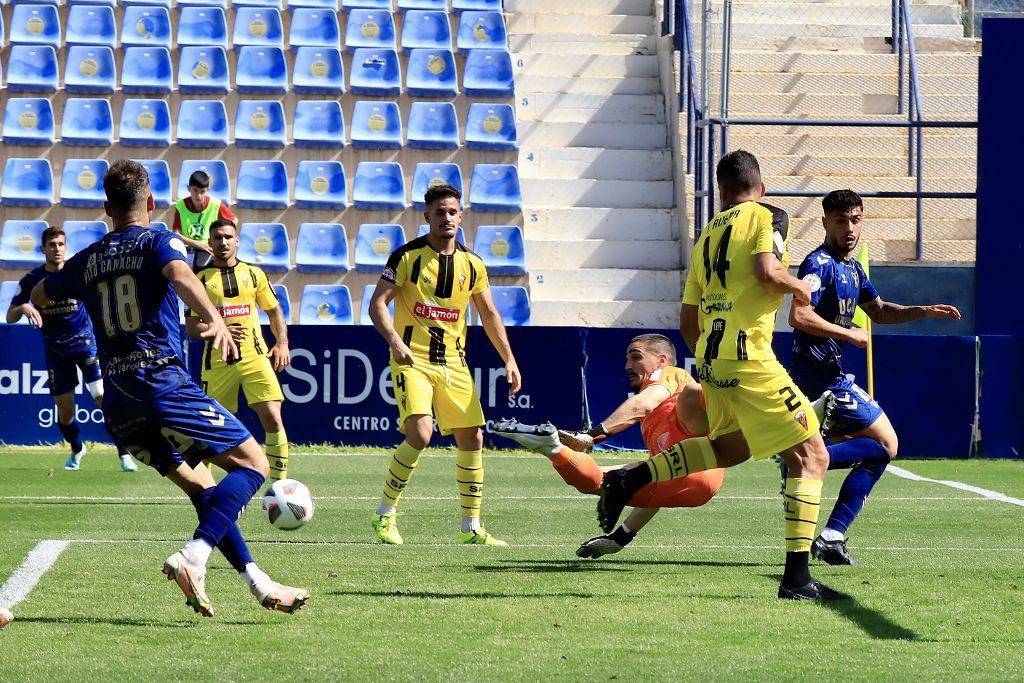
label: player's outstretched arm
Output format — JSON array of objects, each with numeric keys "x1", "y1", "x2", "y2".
[
  {"x1": 267, "y1": 304, "x2": 291, "y2": 372},
  {"x1": 6, "y1": 301, "x2": 41, "y2": 327},
  {"x1": 163, "y1": 260, "x2": 238, "y2": 362},
  {"x1": 473, "y1": 288, "x2": 521, "y2": 395},
  {"x1": 789, "y1": 301, "x2": 870, "y2": 348},
  {"x1": 600, "y1": 384, "x2": 672, "y2": 437},
  {"x1": 368, "y1": 279, "x2": 414, "y2": 366},
  {"x1": 860, "y1": 297, "x2": 962, "y2": 324}
]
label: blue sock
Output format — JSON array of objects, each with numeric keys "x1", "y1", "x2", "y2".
[
  {"x1": 190, "y1": 487, "x2": 254, "y2": 573},
  {"x1": 825, "y1": 461, "x2": 888, "y2": 534},
  {"x1": 58, "y1": 421, "x2": 83, "y2": 452},
  {"x1": 826, "y1": 437, "x2": 891, "y2": 470},
  {"x1": 193, "y1": 468, "x2": 265, "y2": 549}
]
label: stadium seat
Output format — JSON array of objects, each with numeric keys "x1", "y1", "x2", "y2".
[
  {"x1": 236, "y1": 161, "x2": 290, "y2": 210},
  {"x1": 60, "y1": 98, "x2": 114, "y2": 147},
  {"x1": 349, "y1": 47, "x2": 402, "y2": 96},
  {"x1": 299, "y1": 285, "x2": 353, "y2": 324},
  {"x1": 177, "y1": 46, "x2": 230, "y2": 95},
  {"x1": 176, "y1": 7, "x2": 228, "y2": 49},
  {"x1": 234, "y1": 100, "x2": 287, "y2": 149},
  {"x1": 0, "y1": 221, "x2": 47, "y2": 269},
  {"x1": 469, "y1": 164, "x2": 522, "y2": 212},
  {"x1": 233, "y1": 8, "x2": 284, "y2": 50},
  {"x1": 121, "y1": 47, "x2": 173, "y2": 94},
  {"x1": 410, "y1": 163, "x2": 463, "y2": 210},
  {"x1": 258, "y1": 284, "x2": 291, "y2": 324},
  {"x1": 236, "y1": 46, "x2": 289, "y2": 94},
  {"x1": 289, "y1": 8, "x2": 341, "y2": 51},
  {"x1": 292, "y1": 46, "x2": 345, "y2": 94},
  {"x1": 134, "y1": 159, "x2": 172, "y2": 207},
  {"x1": 400, "y1": 10, "x2": 452, "y2": 51},
  {"x1": 358, "y1": 284, "x2": 394, "y2": 324},
  {"x1": 60, "y1": 159, "x2": 109, "y2": 208},
  {"x1": 1, "y1": 159, "x2": 54, "y2": 207},
  {"x1": 289, "y1": 0, "x2": 338, "y2": 10},
  {"x1": 122, "y1": 0, "x2": 170, "y2": 7},
  {"x1": 64, "y1": 46, "x2": 116, "y2": 94},
  {"x1": 176, "y1": 100, "x2": 229, "y2": 148},
  {"x1": 406, "y1": 48, "x2": 458, "y2": 97},
  {"x1": 398, "y1": 0, "x2": 448, "y2": 13},
  {"x1": 416, "y1": 223, "x2": 466, "y2": 244},
  {"x1": 407, "y1": 102, "x2": 460, "y2": 150},
  {"x1": 63, "y1": 221, "x2": 107, "y2": 258},
  {"x1": 294, "y1": 161, "x2": 348, "y2": 210},
  {"x1": 120, "y1": 7, "x2": 172, "y2": 49},
  {"x1": 6, "y1": 46, "x2": 59, "y2": 93},
  {"x1": 452, "y1": 0, "x2": 502, "y2": 11},
  {"x1": 65, "y1": 5, "x2": 116, "y2": 48},
  {"x1": 293, "y1": 100, "x2": 346, "y2": 148},
  {"x1": 295, "y1": 223, "x2": 349, "y2": 272},
  {"x1": 352, "y1": 162, "x2": 406, "y2": 211},
  {"x1": 0, "y1": 282, "x2": 29, "y2": 325},
  {"x1": 465, "y1": 102, "x2": 517, "y2": 150},
  {"x1": 488, "y1": 286, "x2": 531, "y2": 325},
  {"x1": 119, "y1": 99, "x2": 171, "y2": 147},
  {"x1": 350, "y1": 100, "x2": 403, "y2": 149},
  {"x1": 342, "y1": 0, "x2": 393, "y2": 9},
  {"x1": 462, "y1": 49, "x2": 514, "y2": 96},
  {"x1": 344, "y1": 9, "x2": 396, "y2": 52},
  {"x1": 151, "y1": 221, "x2": 169, "y2": 231},
  {"x1": 474, "y1": 225, "x2": 526, "y2": 275},
  {"x1": 354, "y1": 224, "x2": 405, "y2": 272},
  {"x1": 238, "y1": 222, "x2": 290, "y2": 271},
  {"x1": 236, "y1": 0, "x2": 284, "y2": 8},
  {"x1": 456, "y1": 10, "x2": 507, "y2": 50},
  {"x1": 178, "y1": 0, "x2": 226, "y2": 8},
  {"x1": 9, "y1": 5, "x2": 61, "y2": 48},
  {"x1": 178, "y1": 160, "x2": 231, "y2": 201},
  {"x1": 2, "y1": 98, "x2": 55, "y2": 146}
]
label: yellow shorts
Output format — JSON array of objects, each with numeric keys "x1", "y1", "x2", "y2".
[
  {"x1": 697, "y1": 358, "x2": 820, "y2": 460},
  {"x1": 202, "y1": 354, "x2": 284, "y2": 413},
  {"x1": 390, "y1": 361, "x2": 485, "y2": 436}
]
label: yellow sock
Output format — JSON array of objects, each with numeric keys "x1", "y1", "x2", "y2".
[
  {"x1": 645, "y1": 437, "x2": 717, "y2": 482},
  {"x1": 456, "y1": 449, "x2": 484, "y2": 519},
  {"x1": 783, "y1": 477, "x2": 823, "y2": 553},
  {"x1": 382, "y1": 441, "x2": 422, "y2": 508},
  {"x1": 265, "y1": 430, "x2": 289, "y2": 482}
]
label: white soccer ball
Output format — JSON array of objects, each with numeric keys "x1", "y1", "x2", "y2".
[{"x1": 262, "y1": 479, "x2": 314, "y2": 530}]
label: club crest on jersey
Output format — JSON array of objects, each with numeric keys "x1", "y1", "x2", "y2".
[
  {"x1": 459, "y1": 274, "x2": 466, "y2": 291},
  {"x1": 382, "y1": 267, "x2": 396, "y2": 281},
  {"x1": 802, "y1": 274, "x2": 821, "y2": 293},
  {"x1": 794, "y1": 410, "x2": 808, "y2": 430}
]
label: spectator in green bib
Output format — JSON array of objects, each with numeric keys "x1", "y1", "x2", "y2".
[{"x1": 173, "y1": 171, "x2": 238, "y2": 271}]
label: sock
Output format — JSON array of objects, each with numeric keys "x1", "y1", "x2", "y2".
[
  {"x1": 184, "y1": 538, "x2": 214, "y2": 567},
  {"x1": 244, "y1": 562, "x2": 270, "y2": 586},
  {"x1": 193, "y1": 467, "x2": 265, "y2": 549},
  {"x1": 820, "y1": 527, "x2": 844, "y2": 542},
  {"x1": 265, "y1": 429, "x2": 289, "y2": 481},
  {"x1": 825, "y1": 461, "x2": 888, "y2": 534},
  {"x1": 381, "y1": 441, "x2": 422, "y2": 509},
  {"x1": 644, "y1": 437, "x2": 717, "y2": 484},
  {"x1": 610, "y1": 524, "x2": 636, "y2": 547},
  {"x1": 827, "y1": 438, "x2": 891, "y2": 470},
  {"x1": 461, "y1": 517, "x2": 481, "y2": 533},
  {"x1": 376, "y1": 503, "x2": 397, "y2": 516},
  {"x1": 456, "y1": 449, "x2": 484, "y2": 520},
  {"x1": 784, "y1": 551, "x2": 812, "y2": 587},
  {"x1": 189, "y1": 488, "x2": 254, "y2": 573},
  {"x1": 550, "y1": 447, "x2": 603, "y2": 494},
  {"x1": 783, "y1": 477, "x2": 822, "y2": 554},
  {"x1": 58, "y1": 421, "x2": 83, "y2": 453}
]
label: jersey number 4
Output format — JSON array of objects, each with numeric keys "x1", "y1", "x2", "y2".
[
  {"x1": 703, "y1": 225, "x2": 732, "y2": 287},
  {"x1": 96, "y1": 275, "x2": 142, "y2": 337}
]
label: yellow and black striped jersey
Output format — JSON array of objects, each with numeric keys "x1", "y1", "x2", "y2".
[
  {"x1": 682, "y1": 201, "x2": 791, "y2": 362},
  {"x1": 381, "y1": 236, "x2": 488, "y2": 366},
  {"x1": 190, "y1": 261, "x2": 279, "y2": 370}
]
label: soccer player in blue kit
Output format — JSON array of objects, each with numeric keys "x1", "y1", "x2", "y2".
[
  {"x1": 789, "y1": 189, "x2": 960, "y2": 565},
  {"x1": 30, "y1": 160, "x2": 309, "y2": 617}
]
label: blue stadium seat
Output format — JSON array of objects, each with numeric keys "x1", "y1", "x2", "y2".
[
  {"x1": 469, "y1": 163, "x2": 522, "y2": 212},
  {"x1": 488, "y1": 286, "x2": 531, "y2": 325},
  {"x1": 292, "y1": 46, "x2": 345, "y2": 94},
  {"x1": 452, "y1": 0, "x2": 502, "y2": 11},
  {"x1": 60, "y1": 98, "x2": 113, "y2": 147},
  {"x1": 344, "y1": 9, "x2": 396, "y2": 52},
  {"x1": 456, "y1": 10, "x2": 507, "y2": 50},
  {"x1": 289, "y1": 0, "x2": 338, "y2": 10},
  {"x1": 178, "y1": 0, "x2": 226, "y2": 8},
  {"x1": 295, "y1": 223, "x2": 349, "y2": 272},
  {"x1": 354, "y1": 224, "x2": 405, "y2": 272},
  {"x1": 0, "y1": 221, "x2": 47, "y2": 269},
  {"x1": 0, "y1": 282, "x2": 31, "y2": 325},
  {"x1": 6, "y1": 46, "x2": 59, "y2": 93},
  {"x1": 299, "y1": 285, "x2": 353, "y2": 324},
  {"x1": 134, "y1": 159, "x2": 172, "y2": 207},
  {"x1": 9, "y1": 5, "x2": 61, "y2": 48},
  {"x1": 474, "y1": 225, "x2": 526, "y2": 275},
  {"x1": 342, "y1": 0, "x2": 392, "y2": 9},
  {"x1": 294, "y1": 161, "x2": 348, "y2": 210},
  {"x1": 349, "y1": 47, "x2": 402, "y2": 96},
  {"x1": 398, "y1": 0, "x2": 448, "y2": 12},
  {"x1": 237, "y1": 161, "x2": 290, "y2": 210},
  {"x1": 119, "y1": 99, "x2": 171, "y2": 147},
  {"x1": 289, "y1": 8, "x2": 341, "y2": 50},
  {"x1": 65, "y1": 5, "x2": 116, "y2": 47},
  {"x1": 176, "y1": 100, "x2": 229, "y2": 148},
  {"x1": 60, "y1": 159, "x2": 109, "y2": 208},
  {"x1": 120, "y1": 7, "x2": 171, "y2": 49},
  {"x1": 122, "y1": 0, "x2": 170, "y2": 7},
  {"x1": 406, "y1": 48, "x2": 458, "y2": 97},
  {"x1": 238, "y1": 222, "x2": 290, "y2": 271},
  {"x1": 235, "y1": 100, "x2": 286, "y2": 149},
  {"x1": 232, "y1": 8, "x2": 284, "y2": 50},
  {"x1": 465, "y1": 102, "x2": 517, "y2": 150},
  {"x1": 463, "y1": 49, "x2": 514, "y2": 96},
  {"x1": 178, "y1": 160, "x2": 231, "y2": 200},
  {"x1": 411, "y1": 162, "x2": 463, "y2": 210},
  {"x1": 400, "y1": 10, "x2": 452, "y2": 51},
  {"x1": 416, "y1": 223, "x2": 466, "y2": 244},
  {"x1": 151, "y1": 221, "x2": 169, "y2": 231},
  {"x1": 176, "y1": 7, "x2": 228, "y2": 49},
  {"x1": 121, "y1": 47, "x2": 173, "y2": 94},
  {"x1": 236, "y1": 0, "x2": 283, "y2": 8},
  {"x1": 358, "y1": 284, "x2": 394, "y2": 324},
  {"x1": 258, "y1": 284, "x2": 291, "y2": 324},
  {"x1": 177, "y1": 46, "x2": 230, "y2": 95},
  {"x1": 1, "y1": 159, "x2": 54, "y2": 207},
  {"x1": 352, "y1": 162, "x2": 406, "y2": 211},
  {"x1": 2, "y1": 98, "x2": 55, "y2": 146},
  {"x1": 407, "y1": 102, "x2": 459, "y2": 150},
  {"x1": 236, "y1": 46, "x2": 289, "y2": 94},
  {"x1": 350, "y1": 100, "x2": 403, "y2": 149},
  {"x1": 63, "y1": 221, "x2": 107, "y2": 258},
  {"x1": 64, "y1": 46, "x2": 116, "y2": 94},
  {"x1": 293, "y1": 100, "x2": 346, "y2": 148}
]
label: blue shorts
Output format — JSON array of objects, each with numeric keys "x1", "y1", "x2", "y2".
[
  {"x1": 822, "y1": 376, "x2": 884, "y2": 438},
  {"x1": 45, "y1": 344, "x2": 102, "y2": 396}
]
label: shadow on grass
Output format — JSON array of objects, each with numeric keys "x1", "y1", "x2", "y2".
[
  {"x1": 328, "y1": 589, "x2": 595, "y2": 600},
  {"x1": 15, "y1": 616, "x2": 199, "y2": 629},
  {"x1": 482, "y1": 558, "x2": 770, "y2": 570}
]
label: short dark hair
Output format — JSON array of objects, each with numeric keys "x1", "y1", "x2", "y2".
[
  {"x1": 716, "y1": 150, "x2": 762, "y2": 196},
  {"x1": 629, "y1": 333, "x2": 677, "y2": 364},
  {"x1": 41, "y1": 226, "x2": 65, "y2": 245},
  {"x1": 822, "y1": 189, "x2": 863, "y2": 215},
  {"x1": 103, "y1": 159, "x2": 151, "y2": 214},
  {"x1": 209, "y1": 218, "x2": 237, "y2": 235},
  {"x1": 188, "y1": 171, "x2": 211, "y2": 190},
  {"x1": 423, "y1": 183, "x2": 461, "y2": 208}
]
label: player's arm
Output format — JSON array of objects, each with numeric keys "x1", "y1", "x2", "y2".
[
  {"x1": 754, "y1": 253, "x2": 810, "y2": 304},
  {"x1": 185, "y1": 314, "x2": 207, "y2": 340},
  {"x1": 163, "y1": 260, "x2": 237, "y2": 361},
  {"x1": 789, "y1": 303, "x2": 869, "y2": 348},
  {"x1": 7, "y1": 287, "x2": 42, "y2": 327},
  {"x1": 859, "y1": 296, "x2": 961, "y2": 324},
  {"x1": 368, "y1": 279, "x2": 414, "y2": 366},
  {"x1": 170, "y1": 217, "x2": 213, "y2": 254},
  {"x1": 680, "y1": 303, "x2": 700, "y2": 354},
  {"x1": 266, "y1": 304, "x2": 290, "y2": 372},
  {"x1": 473, "y1": 288, "x2": 522, "y2": 395},
  {"x1": 596, "y1": 384, "x2": 672, "y2": 436}
]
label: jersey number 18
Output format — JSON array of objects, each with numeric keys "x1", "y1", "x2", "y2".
[{"x1": 96, "y1": 275, "x2": 141, "y2": 337}]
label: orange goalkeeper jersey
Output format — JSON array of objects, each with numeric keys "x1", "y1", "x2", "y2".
[{"x1": 640, "y1": 366, "x2": 701, "y2": 455}]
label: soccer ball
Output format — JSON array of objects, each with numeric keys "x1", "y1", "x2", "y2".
[{"x1": 262, "y1": 479, "x2": 314, "y2": 530}]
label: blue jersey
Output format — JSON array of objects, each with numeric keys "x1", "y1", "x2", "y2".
[{"x1": 11, "y1": 266, "x2": 96, "y2": 355}]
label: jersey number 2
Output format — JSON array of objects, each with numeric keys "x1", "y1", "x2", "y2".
[{"x1": 97, "y1": 275, "x2": 141, "y2": 337}]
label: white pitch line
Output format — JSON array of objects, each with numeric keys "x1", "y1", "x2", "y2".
[
  {"x1": 0, "y1": 540, "x2": 69, "y2": 610},
  {"x1": 888, "y1": 465, "x2": 1024, "y2": 508},
  {"x1": 0, "y1": 494, "x2": 989, "y2": 503}
]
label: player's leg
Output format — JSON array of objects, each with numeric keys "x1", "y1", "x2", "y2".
[
  {"x1": 79, "y1": 355, "x2": 137, "y2": 472},
  {"x1": 675, "y1": 382, "x2": 710, "y2": 437},
  {"x1": 491, "y1": 419, "x2": 606, "y2": 493},
  {"x1": 53, "y1": 392, "x2": 85, "y2": 470},
  {"x1": 241, "y1": 356, "x2": 289, "y2": 482},
  {"x1": 578, "y1": 507, "x2": 658, "y2": 558}
]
